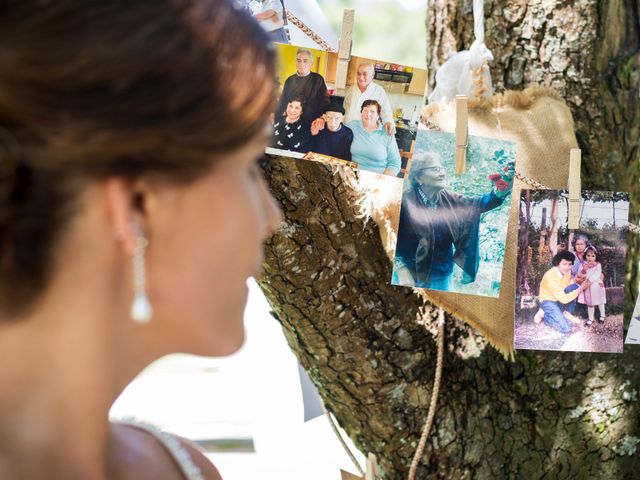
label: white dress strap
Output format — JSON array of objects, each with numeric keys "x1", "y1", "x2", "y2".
[{"x1": 120, "y1": 420, "x2": 205, "y2": 480}]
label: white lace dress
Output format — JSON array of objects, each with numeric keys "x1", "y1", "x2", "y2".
[{"x1": 119, "y1": 420, "x2": 205, "y2": 480}]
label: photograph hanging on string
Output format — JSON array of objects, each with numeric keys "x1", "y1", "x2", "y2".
[
  {"x1": 237, "y1": 0, "x2": 342, "y2": 50},
  {"x1": 236, "y1": 1, "x2": 292, "y2": 45},
  {"x1": 391, "y1": 130, "x2": 516, "y2": 297},
  {"x1": 266, "y1": 42, "x2": 429, "y2": 178},
  {"x1": 625, "y1": 296, "x2": 640, "y2": 344},
  {"x1": 514, "y1": 189, "x2": 629, "y2": 353}
]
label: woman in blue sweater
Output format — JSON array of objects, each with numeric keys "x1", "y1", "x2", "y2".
[{"x1": 346, "y1": 100, "x2": 401, "y2": 176}]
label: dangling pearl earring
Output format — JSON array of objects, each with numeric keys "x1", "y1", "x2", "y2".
[{"x1": 130, "y1": 224, "x2": 152, "y2": 324}]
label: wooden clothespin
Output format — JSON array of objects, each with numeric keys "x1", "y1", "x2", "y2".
[
  {"x1": 340, "y1": 470, "x2": 362, "y2": 480},
  {"x1": 365, "y1": 453, "x2": 380, "y2": 480},
  {"x1": 339, "y1": 452, "x2": 379, "y2": 480},
  {"x1": 335, "y1": 9, "x2": 354, "y2": 89},
  {"x1": 568, "y1": 148, "x2": 581, "y2": 229},
  {"x1": 455, "y1": 94, "x2": 468, "y2": 175}
]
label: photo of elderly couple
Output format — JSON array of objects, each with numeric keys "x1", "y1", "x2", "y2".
[
  {"x1": 267, "y1": 43, "x2": 428, "y2": 177},
  {"x1": 391, "y1": 130, "x2": 516, "y2": 298},
  {"x1": 514, "y1": 189, "x2": 629, "y2": 353}
]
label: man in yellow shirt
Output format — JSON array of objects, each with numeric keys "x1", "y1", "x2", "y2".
[{"x1": 536, "y1": 250, "x2": 592, "y2": 333}]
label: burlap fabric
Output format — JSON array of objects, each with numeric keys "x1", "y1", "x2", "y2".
[{"x1": 375, "y1": 86, "x2": 579, "y2": 358}]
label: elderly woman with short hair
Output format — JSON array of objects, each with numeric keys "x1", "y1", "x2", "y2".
[{"x1": 346, "y1": 99, "x2": 401, "y2": 176}]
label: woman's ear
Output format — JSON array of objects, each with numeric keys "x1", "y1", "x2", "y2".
[{"x1": 104, "y1": 178, "x2": 153, "y2": 256}]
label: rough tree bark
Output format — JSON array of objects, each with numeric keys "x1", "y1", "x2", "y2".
[
  {"x1": 428, "y1": 0, "x2": 640, "y2": 307},
  {"x1": 258, "y1": 1, "x2": 640, "y2": 478}
]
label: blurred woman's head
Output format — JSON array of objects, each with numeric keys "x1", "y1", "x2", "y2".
[{"x1": 0, "y1": 0, "x2": 281, "y2": 355}]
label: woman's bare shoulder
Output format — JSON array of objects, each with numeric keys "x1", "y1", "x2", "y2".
[
  {"x1": 175, "y1": 436, "x2": 223, "y2": 480},
  {"x1": 110, "y1": 422, "x2": 222, "y2": 480}
]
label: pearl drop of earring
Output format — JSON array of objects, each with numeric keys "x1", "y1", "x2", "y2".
[
  {"x1": 130, "y1": 228, "x2": 152, "y2": 324},
  {"x1": 131, "y1": 293, "x2": 152, "y2": 324}
]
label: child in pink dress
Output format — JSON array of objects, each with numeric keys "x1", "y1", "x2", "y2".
[{"x1": 578, "y1": 246, "x2": 606, "y2": 326}]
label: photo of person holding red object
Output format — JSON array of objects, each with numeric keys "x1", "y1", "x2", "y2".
[{"x1": 392, "y1": 131, "x2": 516, "y2": 297}]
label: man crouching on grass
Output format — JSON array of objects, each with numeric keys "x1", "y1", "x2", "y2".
[{"x1": 535, "y1": 250, "x2": 592, "y2": 333}]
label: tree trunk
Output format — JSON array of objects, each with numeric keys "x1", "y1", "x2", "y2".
[
  {"x1": 427, "y1": 0, "x2": 640, "y2": 311},
  {"x1": 259, "y1": 1, "x2": 640, "y2": 478}
]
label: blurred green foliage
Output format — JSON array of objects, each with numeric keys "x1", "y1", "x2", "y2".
[{"x1": 319, "y1": 0, "x2": 427, "y2": 67}]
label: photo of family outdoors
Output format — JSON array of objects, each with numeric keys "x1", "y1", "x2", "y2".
[
  {"x1": 391, "y1": 130, "x2": 516, "y2": 297},
  {"x1": 266, "y1": 43, "x2": 429, "y2": 178},
  {"x1": 625, "y1": 295, "x2": 640, "y2": 344},
  {"x1": 514, "y1": 189, "x2": 629, "y2": 353}
]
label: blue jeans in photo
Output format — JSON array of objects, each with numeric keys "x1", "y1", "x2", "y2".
[
  {"x1": 269, "y1": 27, "x2": 289, "y2": 44},
  {"x1": 540, "y1": 283, "x2": 579, "y2": 334}
]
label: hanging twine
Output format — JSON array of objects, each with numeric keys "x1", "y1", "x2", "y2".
[
  {"x1": 407, "y1": 308, "x2": 446, "y2": 480},
  {"x1": 514, "y1": 171, "x2": 550, "y2": 190},
  {"x1": 470, "y1": 60, "x2": 490, "y2": 100},
  {"x1": 428, "y1": 0, "x2": 493, "y2": 104},
  {"x1": 286, "y1": 11, "x2": 336, "y2": 52},
  {"x1": 323, "y1": 402, "x2": 366, "y2": 477},
  {"x1": 322, "y1": 308, "x2": 447, "y2": 480}
]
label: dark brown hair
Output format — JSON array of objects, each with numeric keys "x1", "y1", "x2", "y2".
[
  {"x1": 361, "y1": 99, "x2": 382, "y2": 117},
  {"x1": 286, "y1": 95, "x2": 306, "y2": 112},
  {"x1": 583, "y1": 245, "x2": 599, "y2": 261},
  {"x1": 552, "y1": 250, "x2": 576, "y2": 266},
  {"x1": 0, "y1": 0, "x2": 276, "y2": 317}
]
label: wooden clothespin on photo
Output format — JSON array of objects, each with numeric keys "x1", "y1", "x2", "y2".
[
  {"x1": 335, "y1": 9, "x2": 354, "y2": 89},
  {"x1": 568, "y1": 148, "x2": 581, "y2": 229},
  {"x1": 341, "y1": 471, "x2": 362, "y2": 480},
  {"x1": 339, "y1": 453, "x2": 381, "y2": 480},
  {"x1": 365, "y1": 453, "x2": 380, "y2": 480},
  {"x1": 455, "y1": 94, "x2": 468, "y2": 175}
]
